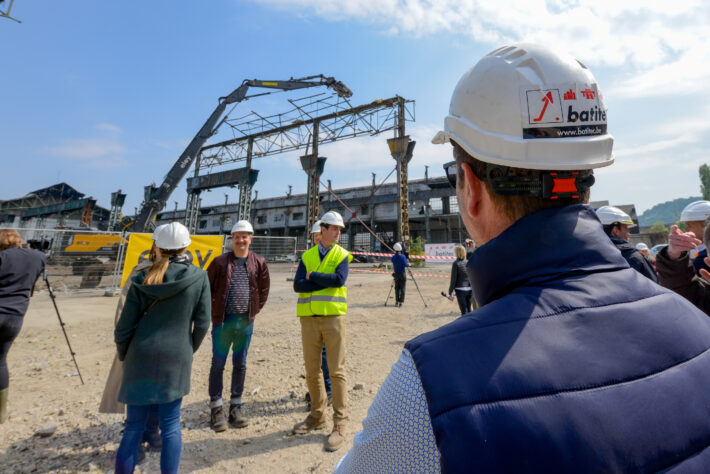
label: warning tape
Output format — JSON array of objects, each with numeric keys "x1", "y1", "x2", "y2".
[
  {"x1": 349, "y1": 250, "x2": 456, "y2": 261},
  {"x1": 349, "y1": 268, "x2": 449, "y2": 279}
]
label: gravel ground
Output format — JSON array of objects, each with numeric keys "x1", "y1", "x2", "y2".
[{"x1": 0, "y1": 262, "x2": 459, "y2": 473}]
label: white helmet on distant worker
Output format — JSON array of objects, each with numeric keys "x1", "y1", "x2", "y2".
[
  {"x1": 432, "y1": 43, "x2": 614, "y2": 170},
  {"x1": 320, "y1": 211, "x2": 345, "y2": 228},
  {"x1": 596, "y1": 206, "x2": 636, "y2": 228},
  {"x1": 155, "y1": 222, "x2": 191, "y2": 250},
  {"x1": 151, "y1": 223, "x2": 168, "y2": 241},
  {"x1": 393, "y1": 243, "x2": 403, "y2": 251},
  {"x1": 636, "y1": 242, "x2": 649, "y2": 251},
  {"x1": 311, "y1": 221, "x2": 322, "y2": 234},
  {"x1": 231, "y1": 220, "x2": 254, "y2": 234},
  {"x1": 680, "y1": 200, "x2": 710, "y2": 223}
]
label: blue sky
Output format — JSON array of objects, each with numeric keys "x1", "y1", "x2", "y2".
[{"x1": 2, "y1": 0, "x2": 710, "y2": 215}]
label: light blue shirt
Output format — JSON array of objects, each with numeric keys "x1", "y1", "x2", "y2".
[{"x1": 335, "y1": 349, "x2": 441, "y2": 473}]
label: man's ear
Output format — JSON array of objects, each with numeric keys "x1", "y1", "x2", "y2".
[{"x1": 460, "y1": 162, "x2": 484, "y2": 218}]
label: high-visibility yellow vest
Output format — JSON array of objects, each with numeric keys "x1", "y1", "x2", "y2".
[{"x1": 297, "y1": 244, "x2": 350, "y2": 316}]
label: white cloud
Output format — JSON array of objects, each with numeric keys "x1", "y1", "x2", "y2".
[
  {"x1": 46, "y1": 138, "x2": 128, "y2": 169},
  {"x1": 95, "y1": 122, "x2": 122, "y2": 133},
  {"x1": 254, "y1": 0, "x2": 710, "y2": 99}
]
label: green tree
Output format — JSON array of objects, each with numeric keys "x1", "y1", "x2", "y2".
[
  {"x1": 409, "y1": 235, "x2": 426, "y2": 268},
  {"x1": 648, "y1": 222, "x2": 669, "y2": 234},
  {"x1": 700, "y1": 164, "x2": 710, "y2": 200}
]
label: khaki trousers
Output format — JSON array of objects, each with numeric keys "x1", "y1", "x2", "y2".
[{"x1": 299, "y1": 315, "x2": 347, "y2": 424}]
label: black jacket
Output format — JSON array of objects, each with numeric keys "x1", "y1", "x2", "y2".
[
  {"x1": 0, "y1": 246, "x2": 46, "y2": 317},
  {"x1": 448, "y1": 258, "x2": 470, "y2": 295},
  {"x1": 609, "y1": 236, "x2": 658, "y2": 282}
]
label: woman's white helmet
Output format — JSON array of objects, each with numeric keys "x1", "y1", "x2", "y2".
[
  {"x1": 596, "y1": 206, "x2": 636, "y2": 228},
  {"x1": 635, "y1": 242, "x2": 649, "y2": 251},
  {"x1": 432, "y1": 43, "x2": 614, "y2": 171},
  {"x1": 155, "y1": 222, "x2": 191, "y2": 249},
  {"x1": 680, "y1": 200, "x2": 710, "y2": 223},
  {"x1": 393, "y1": 242, "x2": 403, "y2": 251},
  {"x1": 311, "y1": 221, "x2": 322, "y2": 234},
  {"x1": 151, "y1": 223, "x2": 168, "y2": 241}
]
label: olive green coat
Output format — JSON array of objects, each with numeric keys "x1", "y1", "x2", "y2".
[{"x1": 115, "y1": 262, "x2": 210, "y2": 405}]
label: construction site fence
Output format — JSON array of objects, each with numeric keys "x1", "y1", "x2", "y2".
[{"x1": 3, "y1": 229, "x2": 298, "y2": 294}]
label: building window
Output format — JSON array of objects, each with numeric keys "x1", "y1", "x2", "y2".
[
  {"x1": 199, "y1": 219, "x2": 207, "y2": 229},
  {"x1": 430, "y1": 198, "x2": 443, "y2": 214},
  {"x1": 449, "y1": 196, "x2": 459, "y2": 214},
  {"x1": 256, "y1": 215, "x2": 267, "y2": 224},
  {"x1": 292, "y1": 212, "x2": 304, "y2": 221}
]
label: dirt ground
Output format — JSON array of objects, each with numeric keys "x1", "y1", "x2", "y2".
[{"x1": 0, "y1": 262, "x2": 459, "y2": 473}]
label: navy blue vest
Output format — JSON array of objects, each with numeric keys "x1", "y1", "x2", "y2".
[{"x1": 406, "y1": 205, "x2": 710, "y2": 473}]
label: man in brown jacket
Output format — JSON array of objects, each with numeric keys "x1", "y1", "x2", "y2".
[
  {"x1": 207, "y1": 220, "x2": 269, "y2": 432},
  {"x1": 657, "y1": 223, "x2": 710, "y2": 316}
]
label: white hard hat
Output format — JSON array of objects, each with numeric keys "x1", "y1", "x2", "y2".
[
  {"x1": 596, "y1": 206, "x2": 636, "y2": 228},
  {"x1": 393, "y1": 242, "x2": 402, "y2": 251},
  {"x1": 151, "y1": 223, "x2": 168, "y2": 241},
  {"x1": 432, "y1": 43, "x2": 614, "y2": 171},
  {"x1": 320, "y1": 211, "x2": 345, "y2": 228},
  {"x1": 311, "y1": 221, "x2": 322, "y2": 234},
  {"x1": 155, "y1": 222, "x2": 191, "y2": 250},
  {"x1": 680, "y1": 200, "x2": 710, "y2": 222},
  {"x1": 231, "y1": 220, "x2": 254, "y2": 234},
  {"x1": 635, "y1": 242, "x2": 649, "y2": 251}
]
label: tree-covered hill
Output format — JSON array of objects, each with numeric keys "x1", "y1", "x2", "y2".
[{"x1": 639, "y1": 196, "x2": 702, "y2": 227}]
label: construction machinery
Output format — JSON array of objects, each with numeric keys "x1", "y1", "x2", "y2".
[{"x1": 130, "y1": 75, "x2": 352, "y2": 232}]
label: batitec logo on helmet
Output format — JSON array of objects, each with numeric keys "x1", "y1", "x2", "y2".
[{"x1": 437, "y1": 43, "x2": 614, "y2": 200}]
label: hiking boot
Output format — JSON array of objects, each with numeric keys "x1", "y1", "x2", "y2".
[
  {"x1": 0, "y1": 388, "x2": 8, "y2": 424},
  {"x1": 228, "y1": 404, "x2": 249, "y2": 428},
  {"x1": 142, "y1": 430, "x2": 162, "y2": 451},
  {"x1": 326, "y1": 423, "x2": 346, "y2": 452},
  {"x1": 210, "y1": 406, "x2": 227, "y2": 432},
  {"x1": 292, "y1": 415, "x2": 327, "y2": 434}
]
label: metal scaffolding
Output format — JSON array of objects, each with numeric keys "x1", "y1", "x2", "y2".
[{"x1": 196, "y1": 93, "x2": 415, "y2": 240}]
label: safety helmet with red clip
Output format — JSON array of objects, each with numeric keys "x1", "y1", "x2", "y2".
[{"x1": 436, "y1": 43, "x2": 614, "y2": 199}]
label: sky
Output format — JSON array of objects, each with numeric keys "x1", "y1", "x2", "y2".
[{"x1": 2, "y1": 0, "x2": 710, "y2": 215}]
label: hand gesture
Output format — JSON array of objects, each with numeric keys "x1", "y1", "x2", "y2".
[
  {"x1": 668, "y1": 225, "x2": 701, "y2": 260},
  {"x1": 701, "y1": 257, "x2": 710, "y2": 281}
]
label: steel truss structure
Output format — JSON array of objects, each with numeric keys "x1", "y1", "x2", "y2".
[{"x1": 194, "y1": 93, "x2": 415, "y2": 243}]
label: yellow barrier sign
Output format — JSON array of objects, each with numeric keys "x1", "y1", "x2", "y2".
[{"x1": 120, "y1": 233, "x2": 224, "y2": 287}]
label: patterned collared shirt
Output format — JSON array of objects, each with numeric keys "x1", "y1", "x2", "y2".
[{"x1": 335, "y1": 349, "x2": 441, "y2": 473}]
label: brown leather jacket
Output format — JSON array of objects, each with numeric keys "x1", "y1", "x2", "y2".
[{"x1": 207, "y1": 251, "x2": 270, "y2": 325}]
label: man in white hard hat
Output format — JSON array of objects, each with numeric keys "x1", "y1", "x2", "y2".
[
  {"x1": 679, "y1": 201, "x2": 710, "y2": 274},
  {"x1": 293, "y1": 210, "x2": 351, "y2": 452},
  {"x1": 311, "y1": 221, "x2": 322, "y2": 247},
  {"x1": 596, "y1": 206, "x2": 657, "y2": 282},
  {"x1": 656, "y1": 223, "x2": 710, "y2": 315},
  {"x1": 305, "y1": 219, "x2": 333, "y2": 411},
  {"x1": 206, "y1": 220, "x2": 269, "y2": 432},
  {"x1": 390, "y1": 242, "x2": 410, "y2": 307},
  {"x1": 336, "y1": 44, "x2": 710, "y2": 473}
]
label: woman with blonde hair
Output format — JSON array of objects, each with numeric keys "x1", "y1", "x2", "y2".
[
  {"x1": 0, "y1": 230, "x2": 46, "y2": 423},
  {"x1": 448, "y1": 244, "x2": 473, "y2": 315},
  {"x1": 100, "y1": 225, "x2": 166, "y2": 461},
  {"x1": 114, "y1": 222, "x2": 210, "y2": 473}
]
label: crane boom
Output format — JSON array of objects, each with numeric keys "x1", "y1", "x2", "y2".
[{"x1": 131, "y1": 75, "x2": 352, "y2": 232}]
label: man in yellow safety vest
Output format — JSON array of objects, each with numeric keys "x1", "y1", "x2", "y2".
[{"x1": 292, "y1": 211, "x2": 350, "y2": 452}]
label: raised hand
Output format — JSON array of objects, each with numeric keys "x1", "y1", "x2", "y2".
[{"x1": 668, "y1": 225, "x2": 701, "y2": 260}]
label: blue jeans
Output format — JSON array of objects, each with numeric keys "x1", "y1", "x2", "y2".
[
  {"x1": 321, "y1": 345, "x2": 331, "y2": 394},
  {"x1": 209, "y1": 313, "x2": 253, "y2": 405},
  {"x1": 116, "y1": 398, "x2": 182, "y2": 474}
]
